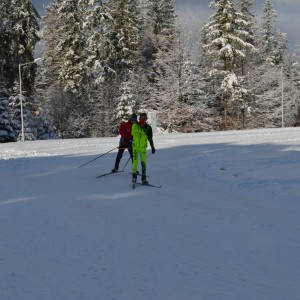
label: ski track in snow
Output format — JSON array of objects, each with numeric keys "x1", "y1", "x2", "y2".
[{"x1": 1, "y1": 127, "x2": 300, "y2": 300}]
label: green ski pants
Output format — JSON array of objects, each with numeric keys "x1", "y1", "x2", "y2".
[{"x1": 132, "y1": 148, "x2": 146, "y2": 174}]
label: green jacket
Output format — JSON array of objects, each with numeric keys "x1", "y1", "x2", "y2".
[{"x1": 131, "y1": 123, "x2": 154, "y2": 149}]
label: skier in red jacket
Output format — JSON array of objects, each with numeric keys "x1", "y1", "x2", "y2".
[{"x1": 111, "y1": 113, "x2": 137, "y2": 172}]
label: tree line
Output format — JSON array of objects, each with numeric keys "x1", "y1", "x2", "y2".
[{"x1": 1, "y1": 0, "x2": 300, "y2": 142}]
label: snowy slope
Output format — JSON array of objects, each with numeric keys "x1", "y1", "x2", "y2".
[{"x1": 1, "y1": 128, "x2": 300, "y2": 300}]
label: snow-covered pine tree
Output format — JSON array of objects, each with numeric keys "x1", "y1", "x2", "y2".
[
  {"x1": 116, "y1": 81, "x2": 136, "y2": 122},
  {"x1": 204, "y1": 0, "x2": 256, "y2": 72},
  {"x1": 246, "y1": 55, "x2": 299, "y2": 129},
  {"x1": 10, "y1": 0, "x2": 40, "y2": 93},
  {"x1": 42, "y1": 0, "x2": 64, "y2": 88},
  {"x1": 55, "y1": 0, "x2": 86, "y2": 94},
  {"x1": 35, "y1": 110, "x2": 57, "y2": 140},
  {"x1": 239, "y1": 0, "x2": 256, "y2": 36},
  {"x1": 200, "y1": 21, "x2": 222, "y2": 96},
  {"x1": 109, "y1": 0, "x2": 142, "y2": 72},
  {"x1": 138, "y1": 0, "x2": 178, "y2": 113},
  {"x1": 33, "y1": 61, "x2": 57, "y2": 140},
  {"x1": 21, "y1": 93, "x2": 38, "y2": 141},
  {"x1": 0, "y1": 1, "x2": 41, "y2": 140},
  {"x1": 82, "y1": 0, "x2": 115, "y2": 86},
  {"x1": 260, "y1": 0, "x2": 276, "y2": 56},
  {"x1": 9, "y1": 84, "x2": 37, "y2": 141},
  {"x1": 258, "y1": 0, "x2": 286, "y2": 65},
  {"x1": 144, "y1": 0, "x2": 176, "y2": 37},
  {"x1": 0, "y1": 1, "x2": 14, "y2": 90},
  {"x1": 237, "y1": 0, "x2": 257, "y2": 74},
  {"x1": 0, "y1": 82, "x2": 17, "y2": 142},
  {"x1": 42, "y1": 1, "x2": 67, "y2": 138},
  {"x1": 81, "y1": 0, "x2": 117, "y2": 136},
  {"x1": 271, "y1": 30, "x2": 288, "y2": 66},
  {"x1": 42, "y1": 0, "x2": 96, "y2": 138},
  {"x1": 202, "y1": 0, "x2": 256, "y2": 127},
  {"x1": 103, "y1": 0, "x2": 142, "y2": 134}
]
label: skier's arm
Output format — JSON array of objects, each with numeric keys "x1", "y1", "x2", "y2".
[{"x1": 146, "y1": 125, "x2": 155, "y2": 154}]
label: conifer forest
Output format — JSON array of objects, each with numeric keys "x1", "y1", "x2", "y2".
[{"x1": 1, "y1": 0, "x2": 300, "y2": 142}]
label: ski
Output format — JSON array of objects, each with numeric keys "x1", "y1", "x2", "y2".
[
  {"x1": 96, "y1": 170, "x2": 124, "y2": 178},
  {"x1": 135, "y1": 182, "x2": 162, "y2": 188}
]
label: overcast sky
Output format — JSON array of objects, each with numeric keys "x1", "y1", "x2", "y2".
[{"x1": 32, "y1": 0, "x2": 300, "y2": 50}]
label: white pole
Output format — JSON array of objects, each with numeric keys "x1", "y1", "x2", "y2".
[
  {"x1": 148, "y1": 112, "x2": 157, "y2": 133},
  {"x1": 18, "y1": 58, "x2": 41, "y2": 142},
  {"x1": 281, "y1": 66, "x2": 284, "y2": 128},
  {"x1": 19, "y1": 64, "x2": 25, "y2": 142}
]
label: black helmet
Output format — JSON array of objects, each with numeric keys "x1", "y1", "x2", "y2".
[{"x1": 131, "y1": 113, "x2": 137, "y2": 121}]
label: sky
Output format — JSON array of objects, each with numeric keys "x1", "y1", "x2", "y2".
[
  {"x1": 1, "y1": 127, "x2": 300, "y2": 299},
  {"x1": 31, "y1": 0, "x2": 300, "y2": 50}
]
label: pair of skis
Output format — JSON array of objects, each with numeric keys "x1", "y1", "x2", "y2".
[
  {"x1": 131, "y1": 179, "x2": 161, "y2": 189},
  {"x1": 96, "y1": 170, "x2": 161, "y2": 188}
]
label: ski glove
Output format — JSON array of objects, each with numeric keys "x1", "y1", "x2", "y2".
[{"x1": 151, "y1": 146, "x2": 156, "y2": 154}]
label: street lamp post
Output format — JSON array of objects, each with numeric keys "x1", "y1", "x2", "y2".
[
  {"x1": 18, "y1": 58, "x2": 41, "y2": 142},
  {"x1": 281, "y1": 63, "x2": 299, "y2": 128},
  {"x1": 281, "y1": 66, "x2": 284, "y2": 128}
]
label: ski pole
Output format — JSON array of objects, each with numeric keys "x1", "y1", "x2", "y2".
[
  {"x1": 78, "y1": 146, "x2": 118, "y2": 168},
  {"x1": 121, "y1": 157, "x2": 131, "y2": 171}
]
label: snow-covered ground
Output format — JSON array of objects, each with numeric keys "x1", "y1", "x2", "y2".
[{"x1": 1, "y1": 127, "x2": 300, "y2": 300}]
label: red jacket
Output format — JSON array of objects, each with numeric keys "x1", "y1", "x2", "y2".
[{"x1": 119, "y1": 120, "x2": 132, "y2": 146}]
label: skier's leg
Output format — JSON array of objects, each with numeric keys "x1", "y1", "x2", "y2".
[
  {"x1": 132, "y1": 148, "x2": 139, "y2": 174},
  {"x1": 113, "y1": 148, "x2": 125, "y2": 171},
  {"x1": 140, "y1": 149, "x2": 147, "y2": 182}
]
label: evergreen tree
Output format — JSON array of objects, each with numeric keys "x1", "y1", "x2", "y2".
[
  {"x1": 109, "y1": 0, "x2": 142, "y2": 72},
  {"x1": 203, "y1": 0, "x2": 256, "y2": 72},
  {"x1": 9, "y1": 84, "x2": 37, "y2": 141},
  {"x1": 83, "y1": 0, "x2": 115, "y2": 85},
  {"x1": 139, "y1": 0, "x2": 178, "y2": 111},
  {"x1": 202, "y1": 0, "x2": 256, "y2": 126},
  {"x1": 239, "y1": 0, "x2": 256, "y2": 35},
  {"x1": 238, "y1": 0, "x2": 257, "y2": 73},
  {"x1": 144, "y1": 0, "x2": 176, "y2": 37},
  {"x1": 0, "y1": 1, "x2": 41, "y2": 140},
  {"x1": 81, "y1": 0, "x2": 117, "y2": 136},
  {"x1": 116, "y1": 81, "x2": 136, "y2": 121},
  {"x1": 259, "y1": 0, "x2": 287, "y2": 65},
  {"x1": 55, "y1": 0, "x2": 86, "y2": 94},
  {"x1": 0, "y1": 0, "x2": 40, "y2": 93},
  {"x1": 0, "y1": 0, "x2": 14, "y2": 89},
  {"x1": 35, "y1": 111, "x2": 57, "y2": 140},
  {"x1": 42, "y1": 0, "x2": 64, "y2": 88},
  {"x1": 0, "y1": 82, "x2": 17, "y2": 142},
  {"x1": 271, "y1": 30, "x2": 288, "y2": 65},
  {"x1": 260, "y1": 0, "x2": 277, "y2": 54},
  {"x1": 33, "y1": 62, "x2": 57, "y2": 140},
  {"x1": 0, "y1": 0, "x2": 40, "y2": 105},
  {"x1": 33, "y1": 0, "x2": 300, "y2": 134},
  {"x1": 42, "y1": 0, "x2": 97, "y2": 138}
]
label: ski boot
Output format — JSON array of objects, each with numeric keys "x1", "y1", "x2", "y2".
[
  {"x1": 142, "y1": 174, "x2": 148, "y2": 185},
  {"x1": 132, "y1": 173, "x2": 137, "y2": 189},
  {"x1": 111, "y1": 167, "x2": 118, "y2": 173}
]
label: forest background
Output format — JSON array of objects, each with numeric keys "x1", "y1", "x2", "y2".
[{"x1": 1, "y1": 0, "x2": 300, "y2": 142}]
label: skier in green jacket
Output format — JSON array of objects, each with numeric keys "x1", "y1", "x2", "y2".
[{"x1": 131, "y1": 112, "x2": 156, "y2": 184}]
